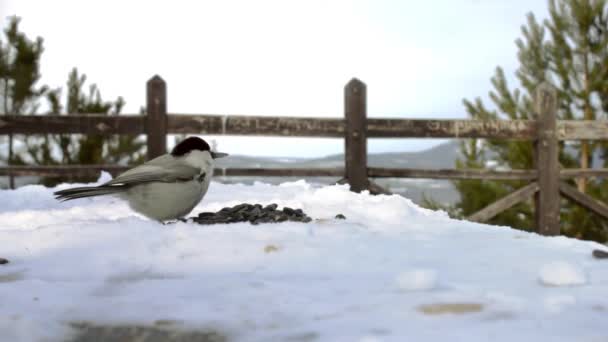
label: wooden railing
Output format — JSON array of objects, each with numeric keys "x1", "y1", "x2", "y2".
[{"x1": 2, "y1": 76, "x2": 608, "y2": 235}]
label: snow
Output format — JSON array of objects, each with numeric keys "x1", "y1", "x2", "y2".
[
  {"x1": 543, "y1": 295, "x2": 577, "y2": 314},
  {"x1": 538, "y1": 261, "x2": 587, "y2": 287},
  {"x1": 1, "y1": 173, "x2": 607, "y2": 341},
  {"x1": 395, "y1": 269, "x2": 438, "y2": 291}
]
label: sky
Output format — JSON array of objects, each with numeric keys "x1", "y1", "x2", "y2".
[{"x1": 0, "y1": 0, "x2": 549, "y2": 157}]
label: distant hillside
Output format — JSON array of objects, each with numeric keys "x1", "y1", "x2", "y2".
[{"x1": 214, "y1": 141, "x2": 461, "y2": 169}]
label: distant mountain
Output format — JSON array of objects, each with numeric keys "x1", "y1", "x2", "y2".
[{"x1": 214, "y1": 141, "x2": 461, "y2": 169}]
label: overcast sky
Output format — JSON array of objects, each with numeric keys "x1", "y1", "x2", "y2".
[{"x1": 1, "y1": 0, "x2": 548, "y2": 157}]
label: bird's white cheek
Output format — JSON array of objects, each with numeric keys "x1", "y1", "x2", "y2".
[{"x1": 185, "y1": 151, "x2": 212, "y2": 169}]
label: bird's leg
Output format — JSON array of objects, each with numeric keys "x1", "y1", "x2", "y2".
[{"x1": 162, "y1": 217, "x2": 189, "y2": 225}]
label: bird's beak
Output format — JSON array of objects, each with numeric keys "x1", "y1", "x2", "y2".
[{"x1": 211, "y1": 151, "x2": 229, "y2": 159}]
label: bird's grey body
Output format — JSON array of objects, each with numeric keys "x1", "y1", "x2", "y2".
[
  {"x1": 121, "y1": 179, "x2": 208, "y2": 221},
  {"x1": 54, "y1": 137, "x2": 226, "y2": 222},
  {"x1": 117, "y1": 152, "x2": 213, "y2": 221}
]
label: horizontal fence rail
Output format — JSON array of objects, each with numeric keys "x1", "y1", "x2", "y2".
[
  {"x1": 367, "y1": 168, "x2": 538, "y2": 180},
  {"x1": 0, "y1": 115, "x2": 145, "y2": 135},
  {"x1": 4, "y1": 165, "x2": 608, "y2": 180},
  {"x1": 168, "y1": 115, "x2": 345, "y2": 137},
  {"x1": 3, "y1": 114, "x2": 608, "y2": 140},
  {"x1": 0, "y1": 165, "x2": 131, "y2": 177},
  {"x1": 0, "y1": 165, "x2": 344, "y2": 178},
  {"x1": 366, "y1": 119, "x2": 537, "y2": 139}
]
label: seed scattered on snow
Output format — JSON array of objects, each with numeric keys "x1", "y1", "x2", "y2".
[
  {"x1": 264, "y1": 245, "x2": 280, "y2": 253},
  {"x1": 191, "y1": 203, "x2": 313, "y2": 225},
  {"x1": 592, "y1": 249, "x2": 608, "y2": 259},
  {"x1": 417, "y1": 303, "x2": 484, "y2": 315}
]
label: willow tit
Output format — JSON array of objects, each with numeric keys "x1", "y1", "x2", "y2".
[{"x1": 54, "y1": 137, "x2": 228, "y2": 222}]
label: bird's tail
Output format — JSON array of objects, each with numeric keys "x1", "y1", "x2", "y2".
[{"x1": 54, "y1": 185, "x2": 125, "y2": 202}]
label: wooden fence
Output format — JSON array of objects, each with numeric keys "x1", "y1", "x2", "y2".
[{"x1": 2, "y1": 75, "x2": 608, "y2": 235}]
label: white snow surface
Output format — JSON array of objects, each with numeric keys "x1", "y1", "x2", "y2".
[
  {"x1": 1, "y1": 173, "x2": 607, "y2": 341},
  {"x1": 538, "y1": 261, "x2": 588, "y2": 287},
  {"x1": 395, "y1": 269, "x2": 439, "y2": 292}
]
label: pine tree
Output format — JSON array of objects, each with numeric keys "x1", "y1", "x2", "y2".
[
  {"x1": 0, "y1": 17, "x2": 144, "y2": 187},
  {"x1": 105, "y1": 106, "x2": 146, "y2": 166},
  {"x1": 26, "y1": 68, "x2": 145, "y2": 185},
  {"x1": 453, "y1": 0, "x2": 608, "y2": 242},
  {"x1": 0, "y1": 16, "x2": 46, "y2": 188}
]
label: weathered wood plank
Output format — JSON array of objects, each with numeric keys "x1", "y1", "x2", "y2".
[
  {"x1": 213, "y1": 167, "x2": 344, "y2": 177},
  {"x1": 344, "y1": 78, "x2": 368, "y2": 192},
  {"x1": 3, "y1": 115, "x2": 608, "y2": 140},
  {"x1": 367, "y1": 119, "x2": 536, "y2": 139},
  {"x1": 559, "y1": 182, "x2": 608, "y2": 220},
  {"x1": 367, "y1": 119, "x2": 608, "y2": 140},
  {"x1": 0, "y1": 166, "x2": 544, "y2": 181},
  {"x1": 8, "y1": 130, "x2": 14, "y2": 189},
  {"x1": 560, "y1": 168, "x2": 608, "y2": 178},
  {"x1": 468, "y1": 182, "x2": 539, "y2": 223},
  {"x1": 9, "y1": 165, "x2": 608, "y2": 182},
  {"x1": 368, "y1": 167, "x2": 538, "y2": 180},
  {"x1": 168, "y1": 114, "x2": 345, "y2": 137},
  {"x1": 0, "y1": 166, "x2": 343, "y2": 178},
  {"x1": 534, "y1": 83, "x2": 560, "y2": 236},
  {"x1": 0, "y1": 115, "x2": 145, "y2": 135},
  {"x1": 12, "y1": 165, "x2": 607, "y2": 180},
  {"x1": 558, "y1": 121, "x2": 608, "y2": 140},
  {"x1": 146, "y1": 75, "x2": 168, "y2": 159},
  {"x1": 0, "y1": 165, "x2": 130, "y2": 177}
]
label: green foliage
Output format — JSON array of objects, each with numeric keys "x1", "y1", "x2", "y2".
[
  {"x1": 0, "y1": 16, "x2": 47, "y2": 188},
  {"x1": 420, "y1": 193, "x2": 459, "y2": 217},
  {"x1": 0, "y1": 16, "x2": 46, "y2": 116},
  {"x1": 449, "y1": 0, "x2": 608, "y2": 242},
  {"x1": 25, "y1": 68, "x2": 145, "y2": 185},
  {"x1": 0, "y1": 17, "x2": 145, "y2": 188}
]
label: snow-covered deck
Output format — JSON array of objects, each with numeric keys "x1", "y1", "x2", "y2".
[{"x1": 0, "y1": 174, "x2": 606, "y2": 341}]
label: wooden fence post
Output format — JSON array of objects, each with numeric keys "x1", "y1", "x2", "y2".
[
  {"x1": 344, "y1": 78, "x2": 369, "y2": 192},
  {"x1": 534, "y1": 82, "x2": 560, "y2": 236},
  {"x1": 146, "y1": 75, "x2": 167, "y2": 160},
  {"x1": 8, "y1": 130, "x2": 14, "y2": 189}
]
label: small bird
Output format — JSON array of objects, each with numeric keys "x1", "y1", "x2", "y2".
[{"x1": 54, "y1": 136, "x2": 228, "y2": 222}]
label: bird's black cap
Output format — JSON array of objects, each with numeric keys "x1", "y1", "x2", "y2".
[
  {"x1": 171, "y1": 137, "x2": 211, "y2": 157},
  {"x1": 171, "y1": 136, "x2": 228, "y2": 159}
]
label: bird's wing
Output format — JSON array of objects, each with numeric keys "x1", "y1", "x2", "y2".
[{"x1": 103, "y1": 162, "x2": 202, "y2": 187}]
